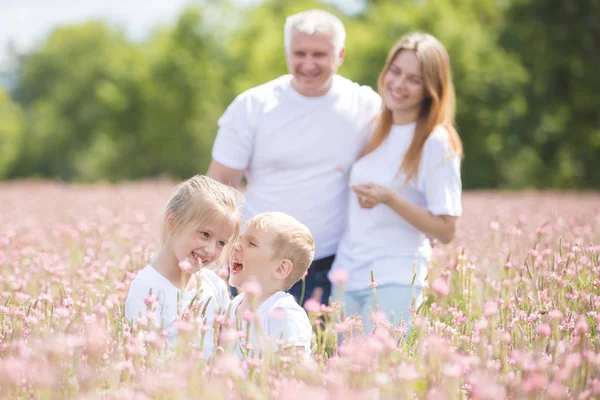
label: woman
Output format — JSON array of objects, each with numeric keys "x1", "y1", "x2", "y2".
[{"x1": 329, "y1": 32, "x2": 463, "y2": 333}]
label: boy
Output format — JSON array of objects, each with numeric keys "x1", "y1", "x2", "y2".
[{"x1": 228, "y1": 212, "x2": 315, "y2": 357}]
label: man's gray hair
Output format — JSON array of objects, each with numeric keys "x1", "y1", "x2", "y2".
[{"x1": 284, "y1": 9, "x2": 346, "y2": 54}]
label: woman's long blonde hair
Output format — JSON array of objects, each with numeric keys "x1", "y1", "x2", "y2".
[{"x1": 362, "y1": 33, "x2": 463, "y2": 182}]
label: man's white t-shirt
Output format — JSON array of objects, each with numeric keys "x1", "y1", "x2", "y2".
[
  {"x1": 125, "y1": 265, "x2": 230, "y2": 356},
  {"x1": 212, "y1": 74, "x2": 381, "y2": 260},
  {"x1": 330, "y1": 123, "x2": 462, "y2": 291},
  {"x1": 229, "y1": 291, "x2": 312, "y2": 357}
]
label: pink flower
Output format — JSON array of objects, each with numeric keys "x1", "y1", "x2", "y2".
[
  {"x1": 243, "y1": 309, "x2": 255, "y2": 322},
  {"x1": 369, "y1": 310, "x2": 388, "y2": 325},
  {"x1": 549, "y1": 309, "x2": 563, "y2": 320},
  {"x1": 304, "y1": 298, "x2": 320, "y2": 313},
  {"x1": 242, "y1": 280, "x2": 262, "y2": 297},
  {"x1": 473, "y1": 318, "x2": 489, "y2": 332},
  {"x1": 575, "y1": 317, "x2": 589, "y2": 335},
  {"x1": 426, "y1": 387, "x2": 450, "y2": 400},
  {"x1": 174, "y1": 319, "x2": 194, "y2": 333},
  {"x1": 535, "y1": 323, "x2": 552, "y2": 337},
  {"x1": 547, "y1": 382, "x2": 567, "y2": 399},
  {"x1": 220, "y1": 328, "x2": 238, "y2": 343},
  {"x1": 217, "y1": 266, "x2": 229, "y2": 278},
  {"x1": 441, "y1": 363, "x2": 462, "y2": 379},
  {"x1": 396, "y1": 362, "x2": 420, "y2": 381},
  {"x1": 431, "y1": 277, "x2": 450, "y2": 297},
  {"x1": 522, "y1": 373, "x2": 547, "y2": 393},
  {"x1": 270, "y1": 307, "x2": 285, "y2": 321},
  {"x1": 178, "y1": 260, "x2": 192, "y2": 272},
  {"x1": 483, "y1": 301, "x2": 499, "y2": 317},
  {"x1": 330, "y1": 269, "x2": 349, "y2": 286},
  {"x1": 335, "y1": 164, "x2": 350, "y2": 181}
]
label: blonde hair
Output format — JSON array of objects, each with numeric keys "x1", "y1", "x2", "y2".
[
  {"x1": 162, "y1": 175, "x2": 242, "y2": 267},
  {"x1": 246, "y1": 212, "x2": 315, "y2": 290},
  {"x1": 363, "y1": 32, "x2": 463, "y2": 182}
]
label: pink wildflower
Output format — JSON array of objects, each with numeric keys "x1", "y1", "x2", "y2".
[
  {"x1": 242, "y1": 280, "x2": 262, "y2": 297},
  {"x1": 535, "y1": 323, "x2": 552, "y2": 337},
  {"x1": 483, "y1": 301, "x2": 499, "y2": 317},
  {"x1": 330, "y1": 269, "x2": 349, "y2": 286},
  {"x1": 243, "y1": 309, "x2": 255, "y2": 322},
  {"x1": 178, "y1": 260, "x2": 193, "y2": 272},
  {"x1": 431, "y1": 277, "x2": 450, "y2": 297},
  {"x1": 304, "y1": 298, "x2": 320, "y2": 313},
  {"x1": 575, "y1": 317, "x2": 589, "y2": 335},
  {"x1": 547, "y1": 382, "x2": 567, "y2": 399}
]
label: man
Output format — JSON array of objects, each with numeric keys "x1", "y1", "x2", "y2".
[{"x1": 207, "y1": 9, "x2": 381, "y2": 305}]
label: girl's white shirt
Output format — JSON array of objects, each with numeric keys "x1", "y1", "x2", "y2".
[{"x1": 125, "y1": 265, "x2": 230, "y2": 358}]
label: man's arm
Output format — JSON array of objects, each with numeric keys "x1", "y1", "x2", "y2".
[{"x1": 206, "y1": 159, "x2": 245, "y2": 189}]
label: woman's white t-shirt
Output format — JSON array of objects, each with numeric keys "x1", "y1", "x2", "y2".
[
  {"x1": 228, "y1": 291, "x2": 312, "y2": 358},
  {"x1": 125, "y1": 265, "x2": 230, "y2": 356},
  {"x1": 330, "y1": 123, "x2": 462, "y2": 291}
]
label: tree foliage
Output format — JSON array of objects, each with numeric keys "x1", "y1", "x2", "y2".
[{"x1": 2, "y1": 0, "x2": 598, "y2": 189}]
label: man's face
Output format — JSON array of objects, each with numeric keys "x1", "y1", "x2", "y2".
[{"x1": 286, "y1": 29, "x2": 344, "y2": 97}]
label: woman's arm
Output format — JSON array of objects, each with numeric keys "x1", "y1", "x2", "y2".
[{"x1": 352, "y1": 183, "x2": 457, "y2": 244}]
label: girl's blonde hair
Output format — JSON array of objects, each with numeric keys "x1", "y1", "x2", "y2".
[
  {"x1": 162, "y1": 175, "x2": 242, "y2": 267},
  {"x1": 363, "y1": 32, "x2": 463, "y2": 182}
]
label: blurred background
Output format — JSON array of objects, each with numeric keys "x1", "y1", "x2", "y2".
[{"x1": 0, "y1": 0, "x2": 598, "y2": 189}]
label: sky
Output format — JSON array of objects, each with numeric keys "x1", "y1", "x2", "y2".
[
  {"x1": 0, "y1": 0, "x2": 361, "y2": 68},
  {"x1": 0, "y1": 0, "x2": 252, "y2": 67}
]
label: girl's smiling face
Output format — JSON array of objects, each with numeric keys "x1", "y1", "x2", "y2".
[{"x1": 169, "y1": 216, "x2": 235, "y2": 273}]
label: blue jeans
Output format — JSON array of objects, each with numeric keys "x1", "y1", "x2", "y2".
[
  {"x1": 288, "y1": 255, "x2": 334, "y2": 306},
  {"x1": 333, "y1": 283, "x2": 423, "y2": 334}
]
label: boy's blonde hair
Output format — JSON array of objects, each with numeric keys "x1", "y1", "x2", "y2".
[
  {"x1": 162, "y1": 175, "x2": 242, "y2": 267},
  {"x1": 246, "y1": 212, "x2": 315, "y2": 290}
]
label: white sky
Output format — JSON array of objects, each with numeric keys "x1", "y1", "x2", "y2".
[
  {"x1": 0, "y1": 0, "x2": 361, "y2": 68},
  {"x1": 0, "y1": 0, "x2": 244, "y2": 66}
]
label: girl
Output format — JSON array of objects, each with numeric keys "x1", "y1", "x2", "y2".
[
  {"x1": 330, "y1": 33, "x2": 463, "y2": 333},
  {"x1": 125, "y1": 175, "x2": 241, "y2": 356}
]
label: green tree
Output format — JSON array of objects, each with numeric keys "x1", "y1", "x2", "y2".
[
  {"x1": 82, "y1": 7, "x2": 229, "y2": 180},
  {"x1": 344, "y1": 0, "x2": 529, "y2": 188},
  {"x1": 12, "y1": 22, "x2": 142, "y2": 180},
  {"x1": 501, "y1": 0, "x2": 600, "y2": 188},
  {"x1": 0, "y1": 89, "x2": 24, "y2": 178}
]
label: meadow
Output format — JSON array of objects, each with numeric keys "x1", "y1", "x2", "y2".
[{"x1": 0, "y1": 181, "x2": 599, "y2": 399}]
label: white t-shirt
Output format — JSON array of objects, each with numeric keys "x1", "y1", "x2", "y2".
[
  {"x1": 330, "y1": 123, "x2": 462, "y2": 291},
  {"x1": 228, "y1": 291, "x2": 312, "y2": 357},
  {"x1": 212, "y1": 74, "x2": 381, "y2": 260},
  {"x1": 125, "y1": 265, "x2": 230, "y2": 357}
]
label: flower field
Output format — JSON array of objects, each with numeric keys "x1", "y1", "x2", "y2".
[{"x1": 0, "y1": 180, "x2": 599, "y2": 399}]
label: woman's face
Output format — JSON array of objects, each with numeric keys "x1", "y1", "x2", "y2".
[{"x1": 382, "y1": 50, "x2": 426, "y2": 120}]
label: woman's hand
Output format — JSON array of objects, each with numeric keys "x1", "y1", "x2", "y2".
[
  {"x1": 353, "y1": 183, "x2": 458, "y2": 243},
  {"x1": 352, "y1": 183, "x2": 393, "y2": 209}
]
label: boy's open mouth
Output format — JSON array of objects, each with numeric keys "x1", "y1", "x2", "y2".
[{"x1": 231, "y1": 261, "x2": 244, "y2": 275}]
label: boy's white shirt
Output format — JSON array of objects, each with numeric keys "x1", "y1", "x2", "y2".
[
  {"x1": 229, "y1": 291, "x2": 312, "y2": 358},
  {"x1": 125, "y1": 265, "x2": 230, "y2": 358}
]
